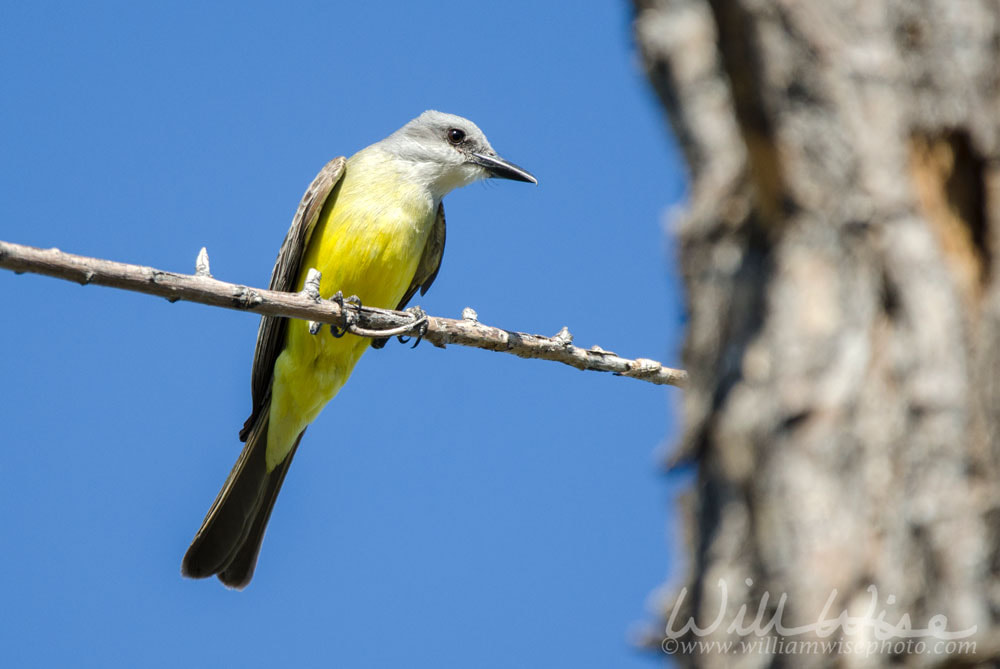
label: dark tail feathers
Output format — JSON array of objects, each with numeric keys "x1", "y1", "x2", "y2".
[{"x1": 182, "y1": 406, "x2": 302, "y2": 589}]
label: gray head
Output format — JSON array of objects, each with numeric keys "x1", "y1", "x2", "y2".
[{"x1": 375, "y1": 110, "x2": 536, "y2": 198}]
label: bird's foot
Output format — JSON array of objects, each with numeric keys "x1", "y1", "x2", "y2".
[
  {"x1": 397, "y1": 306, "x2": 428, "y2": 348},
  {"x1": 330, "y1": 291, "x2": 363, "y2": 338}
]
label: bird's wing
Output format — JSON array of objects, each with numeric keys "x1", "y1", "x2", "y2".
[
  {"x1": 398, "y1": 202, "x2": 447, "y2": 310},
  {"x1": 369, "y1": 203, "x2": 446, "y2": 350},
  {"x1": 371, "y1": 204, "x2": 446, "y2": 350},
  {"x1": 240, "y1": 157, "x2": 346, "y2": 440}
]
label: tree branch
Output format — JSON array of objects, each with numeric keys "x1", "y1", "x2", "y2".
[{"x1": 0, "y1": 239, "x2": 687, "y2": 387}]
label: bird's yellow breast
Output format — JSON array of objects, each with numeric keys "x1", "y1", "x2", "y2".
[{"x1": 266, "y1": 154, "x2": 437, "y2": 468}]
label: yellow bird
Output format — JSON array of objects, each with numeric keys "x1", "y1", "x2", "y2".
[{"x1": 182, "y1": 111, "x2": 536, "y2": 589}]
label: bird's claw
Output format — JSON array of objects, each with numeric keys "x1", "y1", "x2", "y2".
[
  {"x1": 330, "y1": 291, "x2": 364, "y2": 338},
  {"x1": 399, "y1": 306, "x2": 428, "y2": 348}
]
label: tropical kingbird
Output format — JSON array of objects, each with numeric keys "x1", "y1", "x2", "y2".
[{"x1": 182, "y1": 111, "x2": 535, "y2": 589}]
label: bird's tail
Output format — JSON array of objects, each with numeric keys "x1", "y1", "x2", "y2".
[{"x1": 182, "y1": 403, "x2": 303, "y2": 589}]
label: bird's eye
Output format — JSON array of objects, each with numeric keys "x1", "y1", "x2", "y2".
[{"x1": 447, "y1": 128, "x2": 466, "y2": 144}]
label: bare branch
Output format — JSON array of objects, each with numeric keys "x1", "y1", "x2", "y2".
[{"x1": 0, "y1": 240, "x2": 687, "y2": 387}]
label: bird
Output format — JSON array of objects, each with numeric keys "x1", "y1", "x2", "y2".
[{"x1": 181, "y1": 111, "x2": 536, "y2": 589}]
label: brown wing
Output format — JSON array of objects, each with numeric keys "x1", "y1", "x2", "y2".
[
  {"x1": 371, "y1": 203, "x2": 447, "y2": 349},
  {"x1": 401, "y1": 202, "x2": 447, "y2": 309},
  {"x1": 240, "y1": 157, "x2": 346, "y2": 440}
]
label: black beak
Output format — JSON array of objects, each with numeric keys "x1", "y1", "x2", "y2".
[{"x1": 471, "y1": 152, "x2": 537, "y2": 184}]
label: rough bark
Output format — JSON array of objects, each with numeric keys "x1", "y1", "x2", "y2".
[{"x1": 632, "y1": 0, "x2": 1000, "y2": 665}]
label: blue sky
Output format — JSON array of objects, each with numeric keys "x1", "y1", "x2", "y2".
[{"x1": 0, "y1": 2, "x2": 688, "y2": 667}]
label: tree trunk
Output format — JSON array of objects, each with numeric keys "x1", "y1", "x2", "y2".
[{"x1": 632, "y1": 0, "x2": 1000, "y2": 665}]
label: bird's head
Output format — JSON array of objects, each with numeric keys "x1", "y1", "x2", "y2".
[{"x1": 378, "y1": 110, "x2": 536, "y2": 198}]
